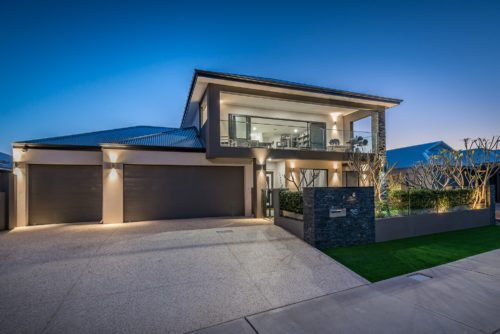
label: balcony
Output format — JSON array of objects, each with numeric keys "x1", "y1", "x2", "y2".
[{"x1": 220, "y1": 118, "x2": 373, "y2": 153}]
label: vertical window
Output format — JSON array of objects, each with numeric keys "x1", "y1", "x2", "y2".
[
  {"x1": 200, "y1": 94, "x2": 208, "y2": 128},
  {"x1": 229, "y1": 114, "x2": 250, "y2": 140}
]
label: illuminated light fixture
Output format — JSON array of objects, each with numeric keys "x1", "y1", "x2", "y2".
[
  {"x1": 220, "y1": 100, "x2": 224, "y2": 104},
  {"x1": 267, "y1": 158, "x2": 272, "y2": 161},
  {"x1": 13, "y1": 167, "x2": 21, "y2": 176},
  {"x1": 294, "y1": 129, "x2": 298, "y2": 133},
  {"x1": 108, "y1": 152, "x2": 118, "y2": 163},
  {"x1": 104, "y1": 162, "x2": 121, "y2": 170},
  {"x1": 13, "y1": 150, "x2": 22, "y2": 162},
  {"x1": 334, "y1": 168, "x2": 338, "y2": 173},
  {"x1": 253, "y1": 127, "x2": 257, "y2": 131}
]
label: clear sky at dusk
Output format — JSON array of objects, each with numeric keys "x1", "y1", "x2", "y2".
[{"x1": 1, "y1": 0, "x2": 499, "y2": 154}]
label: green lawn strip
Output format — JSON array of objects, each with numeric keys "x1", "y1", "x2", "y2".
[{"x1": 324, "y1": 226, "x2": 500, "y2": 282}]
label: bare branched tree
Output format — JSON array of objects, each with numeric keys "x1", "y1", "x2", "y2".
[
  {"x1": 462, "y1": 136, "x2": 500, "y2": 207},
  {"x1": 347, "y1": 153, "x2": 396, "y2": 202},
  {"x1": 403, "y1": 136, "x2": 499, "y2": 208},
  {"x1": 404, "y1": 153, "x2": 452, "y2": 190},
  {"x1": 283, "y1": 169, "x2": 321, "y2": 191}
]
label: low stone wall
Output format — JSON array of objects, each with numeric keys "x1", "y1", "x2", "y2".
[
  {"x1": 376, "y1": 208, "x2": 491, "y2": 242},
  {"x1": 303, "y1": 187, "x2": 375, "y2": 249}
]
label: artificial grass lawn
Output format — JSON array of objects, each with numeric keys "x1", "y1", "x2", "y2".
[{"x1": 325, "y1": 226, "x2": 500, "y2": 282}]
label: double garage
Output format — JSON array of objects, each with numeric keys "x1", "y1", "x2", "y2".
[{"x1": 28, "y1": 164, "x2": 246, "y2": 226}]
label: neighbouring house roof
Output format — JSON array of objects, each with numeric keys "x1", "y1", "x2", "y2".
[
  {"x1": 387, "y1": 141, "x2": 453, "y2": 170},
  {"x1": 0, "y1": 152, "x2": 12, "y2": 171},
  {"x1": 14, "y1": 126, "x2": 205, "y2": 151},
  {"x1": 460, "y1": 149, "x2": 500, "y2": 165}
]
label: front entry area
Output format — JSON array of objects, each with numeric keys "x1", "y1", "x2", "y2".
[{"x1": 123, "y1": 165, "x2": 245, "y2": 222}]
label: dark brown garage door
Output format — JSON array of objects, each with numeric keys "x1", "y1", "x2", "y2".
[
  {"x1": 29, "y1": 165, "x2": 102, "y2": 225},
  {"x1": 124, "y1": 165, "x2": 244, "y2": 222}
]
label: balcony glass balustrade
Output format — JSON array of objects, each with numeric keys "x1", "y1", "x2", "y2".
[{"x1": 220, "y1": 118, "x2": 373, "y2": 153}]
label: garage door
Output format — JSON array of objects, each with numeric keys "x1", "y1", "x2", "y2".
[
  {"x1": 124, "y1": 165, "x2": 245, "y2": 222},
  {"x1": 29, "y1": 165, "x2": 102, "y2": 225}
]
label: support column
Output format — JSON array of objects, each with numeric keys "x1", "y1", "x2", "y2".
[
  {"x1": 14, "y1": 162, "x2": 28, "y2": 227},
  {"x1": 253, "y1": 159, "x2": 267, "y2": 218},
  {"x1": 371, "y1": 109, "x2": 386, "y2": 158},
  {"x1": 102, "y1": 150, "x2": 124, "y2": 224}
]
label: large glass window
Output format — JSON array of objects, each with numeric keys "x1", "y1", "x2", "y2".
[
  {"x1": 227, "y1": 115, "x2": 325, "y2": 149},
  {"x1": 300, "y1": 169, "x2": 328, "y2": 188}
]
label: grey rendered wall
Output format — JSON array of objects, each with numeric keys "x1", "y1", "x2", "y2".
[
  {"x1": 0, "y1": 192, "x2": 5, "y2": 230},
  {"x1": 376, "y1": 209, "x2": 491, "y2": 242},
  {"x1": 272, "y1": 189, "x2": 304, "y2": 239}
]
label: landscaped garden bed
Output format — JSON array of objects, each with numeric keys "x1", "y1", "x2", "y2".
[{"x1": 324, "y1": 225, "x2": 500, "y2": 282}]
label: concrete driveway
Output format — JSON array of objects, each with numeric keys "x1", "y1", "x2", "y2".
[{"x1": 0, "y1": 218, "x2": 366, "y2": 334}]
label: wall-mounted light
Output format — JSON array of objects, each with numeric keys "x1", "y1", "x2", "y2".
[
  {"x1": 13, "y1": 150, "x2": 23, "y2": 162},
  {"x1": 104, "y1": 162, "x2": 122, "y2": 170},
  {"x1": 333, "y1": 168, "x2": 338, "y2": 173},
  {"x1": 294, "y1": 129, "x2": 298, "y2": 133}
]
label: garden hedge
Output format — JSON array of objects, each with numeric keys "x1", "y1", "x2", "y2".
[
  {"x1": 386, "y1": 188, "x2": 474, "y2": 212},
  {"x1": 279, "y1": 191, "x2": 303, "y2": 214}
]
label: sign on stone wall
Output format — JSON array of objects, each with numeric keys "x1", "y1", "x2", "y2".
[{"x1": 303, "y1": 187, "x2": 375, "y2": 249}]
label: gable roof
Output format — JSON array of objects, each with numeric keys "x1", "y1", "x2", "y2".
[
  {"x1": 387, "y1": 141, "x2": 453, "y2": 170},
  {"x1": 14, "y1": 126, "x2": 205, "y2": 151},
  {"x1": 0, "y1": 152, "x2": 12, "y2": 171}
]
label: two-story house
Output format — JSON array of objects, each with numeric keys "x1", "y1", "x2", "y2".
[{"x1": 10, "y1": 70, "x2": 401, "y2": 227}]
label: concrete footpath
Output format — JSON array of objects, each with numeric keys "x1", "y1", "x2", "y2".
[{"x1": 194, "y1": 249, "x2": 500, "y2": 334}]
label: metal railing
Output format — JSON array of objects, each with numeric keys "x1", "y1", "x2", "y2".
[{"x1": 220, "y1": 119, "x2": 373, "y2": 153}]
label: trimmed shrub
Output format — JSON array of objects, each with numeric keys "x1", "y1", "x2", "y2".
[
  {"x1": 385, "y1": 188, "x2": 474, "y2": 214},
  {"x1": 279, "y1": 191, "x2": 303, "y2": 214}
]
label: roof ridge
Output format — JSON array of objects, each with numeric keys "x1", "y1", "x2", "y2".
[
  {"x1": 387, "y1": 141, "x2": 446, "y2": 152},
  {"x1": 16, "y1": 125, "x2": 171, "y2": 144},
  {"x1": 114, "y1": 128, "x2": 182, "y2": 143}
]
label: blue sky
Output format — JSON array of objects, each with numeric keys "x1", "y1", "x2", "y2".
[{"x1": 1, "y1": 0, "x2": 499, "y2": 154}]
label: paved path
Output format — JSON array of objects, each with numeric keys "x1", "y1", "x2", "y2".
[
  {"x1": 196, "y1": 249, "x2": 500, "y2": 334},
  {"x1": 0, "y1": 219, "x2": 366, "y2": 334}
]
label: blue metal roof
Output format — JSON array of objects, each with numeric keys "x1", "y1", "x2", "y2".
[
  {"x1": 387, "y1": 141, "x2": 453, "y2": 170},
  {"x1": 0, "y1": 152, "x2": 12, "y2": 171},
  {"x1": 460, "y1": 149, "x2": 500, "y2": 165},
  {"x1": 16, "y1": 125, "x2": 205, "y2": 150}
]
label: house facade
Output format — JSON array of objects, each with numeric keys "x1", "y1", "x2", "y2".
[{"x1": 11, "y1": 70, "x2": 401, "y2": 227}]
